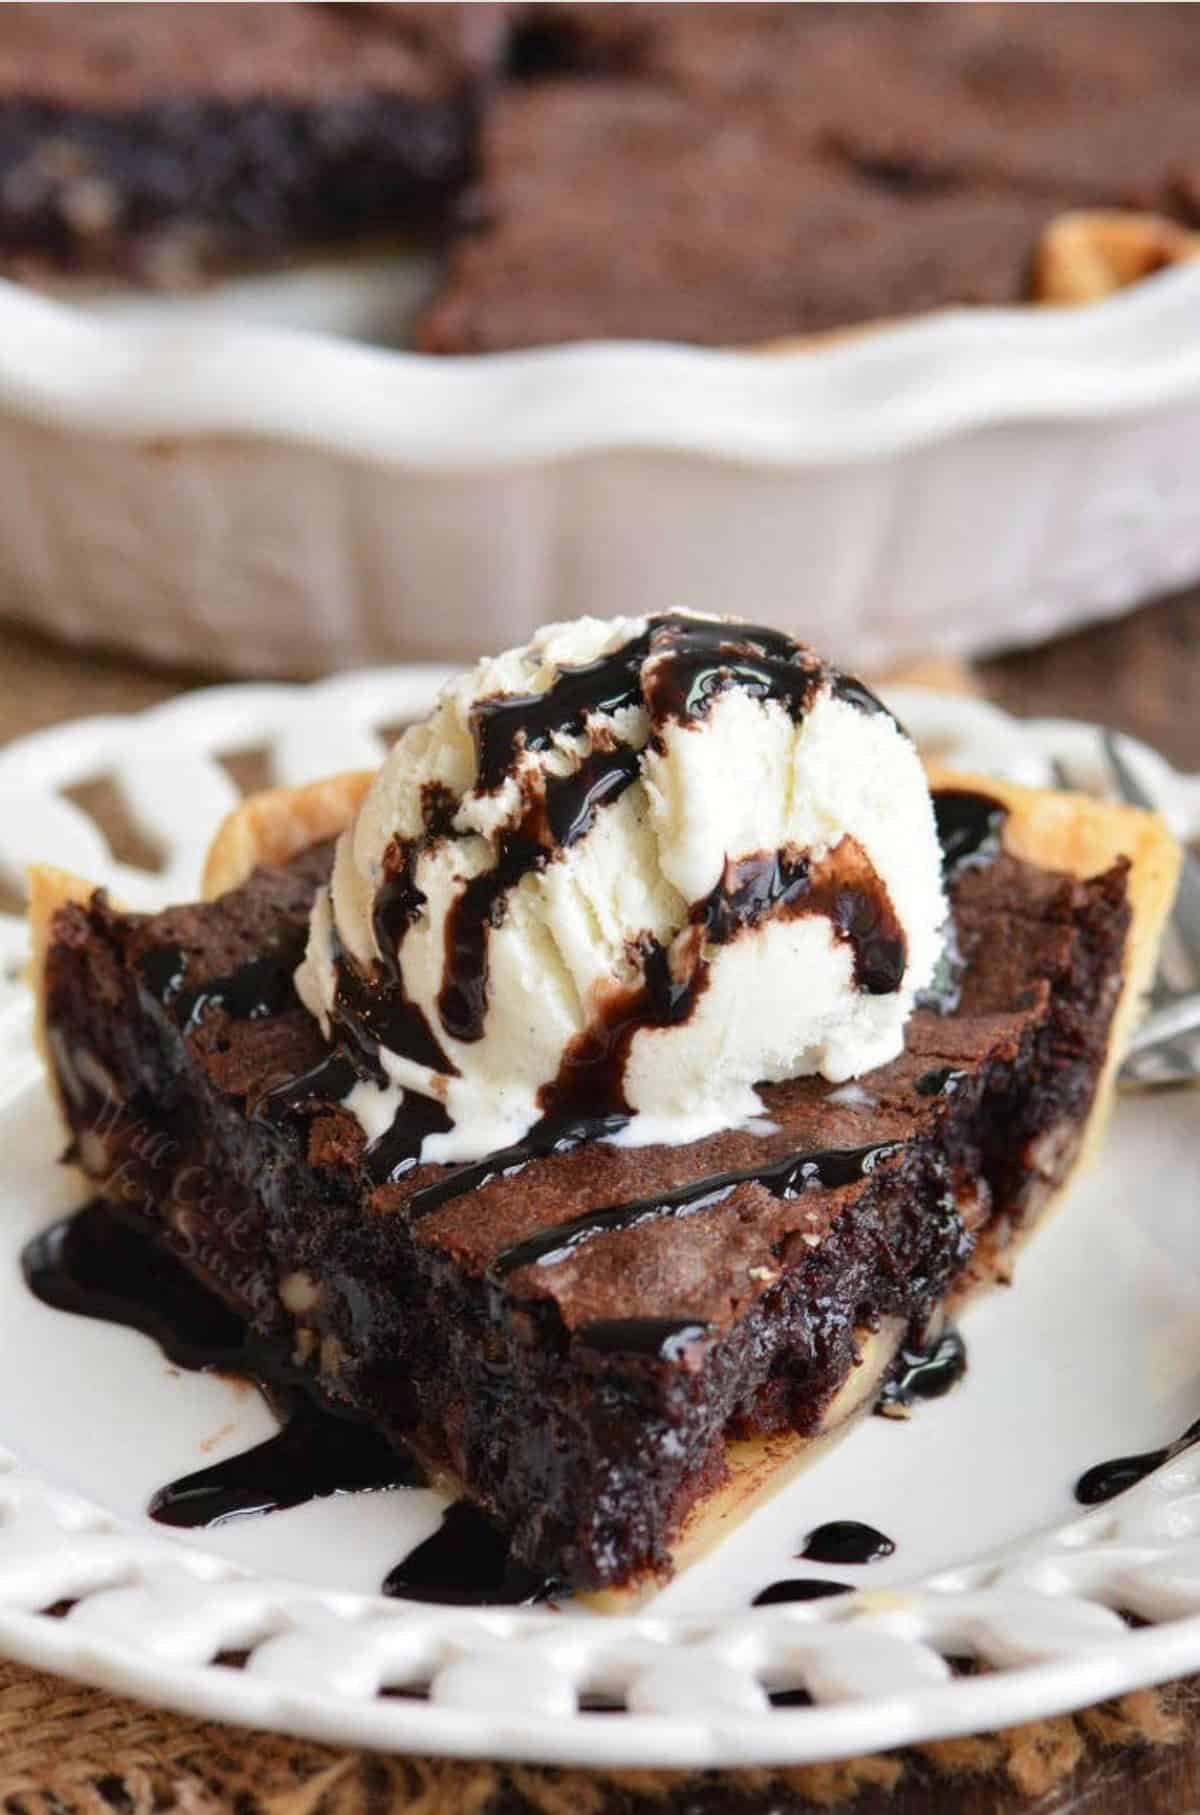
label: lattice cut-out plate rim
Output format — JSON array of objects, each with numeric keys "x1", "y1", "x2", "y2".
[{"x1": 0, "y1": 673, "x2": 1197, "y2": 1766}]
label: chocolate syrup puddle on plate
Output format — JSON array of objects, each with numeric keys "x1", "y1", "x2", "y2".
[
  {"x1": 150, "y1": 1401, "x2": 414, "y2": 1529},
  {"x1": 383, "y1": 1500, "x2": 560, "y2": 1605},
  {"x1": 800, "y1": 1520, "x2": 895, "y2": 1565},
  {"x1": 22, "y1": 1199, "x2": 426, "y2": 1531},
  {"x1": 1075, "y1": 1418, "x2": 1200, "y2": 1507},
  {"x1": 24, "y1": 1200, "x2": 559, "y2": 1602}
]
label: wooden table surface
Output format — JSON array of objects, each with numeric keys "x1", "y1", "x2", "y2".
[{"x1": 1, "y1": 589, "x2": 1198, "y2": 1814}]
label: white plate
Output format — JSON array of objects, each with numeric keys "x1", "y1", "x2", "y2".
[
  {"x1": 0, "y1": 676, "x2": 1197, "y2": 1767},
  {"x1": 2, "y1": 258, "x2": 1200, "y2": 677}
]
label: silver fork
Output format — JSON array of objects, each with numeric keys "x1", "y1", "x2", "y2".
[{"x1": 1097, "y1": 732, "x2": 1200, "y2": 1087}]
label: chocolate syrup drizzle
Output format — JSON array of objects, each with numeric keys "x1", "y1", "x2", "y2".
[
  {"x1": 539, "y1": 842, "x2": 905, "y2": 1125},
  {"x1": 437, "y1": 821, "x2": 546, "y2": 1044},
  {"x1": 138, "y1": 946, "x2": 296, "y2": 1035},
  {"x1": 1075, "y1": 1418, "x2": 1200, "y2": 1507},
  {"x1": 486, "y1": 1140, "x2": 901, "y2": 1288},
  {"x1": 134, "y1": 927, "x2": 452, "y2": 1188},
  {"x1": 23, "y1": 1199, "x2": 427, "y2": 1529}
]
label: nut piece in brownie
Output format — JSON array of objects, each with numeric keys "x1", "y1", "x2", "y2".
[
  {"x1": 33, "y1": 769, "x2": 1176, "y2": 1595},
  {"x1": 0, "y1": 2, "x2": 506, "y2": 281}
]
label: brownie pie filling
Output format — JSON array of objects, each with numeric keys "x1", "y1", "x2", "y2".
[{"x1": 36, "y1": 788, "x2": 1129, "y2": 1591}]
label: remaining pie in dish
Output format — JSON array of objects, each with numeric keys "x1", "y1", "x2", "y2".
[
  {"x1": 1, "y1": 3, "x2": 1196, "y2": 340},
  {"x1": 29, "y1": 619, "x2": 1179, "y2": 1600}
]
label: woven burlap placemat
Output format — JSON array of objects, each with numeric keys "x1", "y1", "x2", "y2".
[{"x1": 0, "y1": 1656, "x2": 1191, "y2": 1813}]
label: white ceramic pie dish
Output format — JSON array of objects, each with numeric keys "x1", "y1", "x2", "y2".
[
  {"x1": 0, "y1": 677, "x2": 1198, "y2": 1766},
  {"x1": 3, "y1": 258, "x2": 1200, "y2": 678}
]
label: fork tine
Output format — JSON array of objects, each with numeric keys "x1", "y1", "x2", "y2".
[
  {"x1": 1103, "y1": 729, "x2": 1200, "y2": 986},
  {"x1": 1101, "y1": 729, "x2": 1154, "y2": 811}
]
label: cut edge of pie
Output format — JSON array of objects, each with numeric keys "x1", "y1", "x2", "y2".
[{"x1": 26, "y1": 760, "x2": 1182, "y2": 1610}]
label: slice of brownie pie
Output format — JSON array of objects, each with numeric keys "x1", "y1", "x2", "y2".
[
  {"x1": 0, "y1": 3, "x2": 506, "y2": 283},
  {"x1": 29, "y1": 618, "x2": 1179, "y2": 1600}
]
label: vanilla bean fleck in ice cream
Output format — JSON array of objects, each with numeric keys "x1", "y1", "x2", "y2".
[{"x1": 296, "y1": 614, "x2": 947, "y2": 1166}]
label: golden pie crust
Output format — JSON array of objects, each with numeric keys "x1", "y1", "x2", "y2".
[
  {"x1": 1033, "y1": 209, "x2": 1200, "y2": 306},
  {"x1": 27, "y1": 761, "x2": 1181, "y2": 1607}
]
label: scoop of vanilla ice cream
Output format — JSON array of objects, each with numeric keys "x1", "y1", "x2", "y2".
[{"x1": 296, "y1": 613, "x2": 946, "y2": 1166}]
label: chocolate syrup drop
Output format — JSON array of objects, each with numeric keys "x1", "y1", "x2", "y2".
[
  {"x1": 754, "y1": 1578, "x2": 854, "y2": 1606},
  {"x1": 382, "y1": 1500, "x2": 560, "y2": 1605},
  {"x1": 150, "y1": 1400, "x2": 420, "y2": 1528},
  {"x1": 1075, "y1": 1418, "x2": 1200, "y2": 1507},
  {"x1": 914, "y1": 1066, "x2": 963, "y2": 1098},
  {"x1": 23, "y1": 1199, "x2": 426, "y2": 1531},
  {"x1": 876, "y1": 1329, "x2": 967, "y2": 1416},
  {"x1": 695, "y1": 844, "x2": 906, "y2": 995},
  {"x1": 933, "y1": 789, "x2": 1008, "y2": 881},
  {"x1": 800, "y1": 1521, "x2": 895, "y2": 1565}
]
